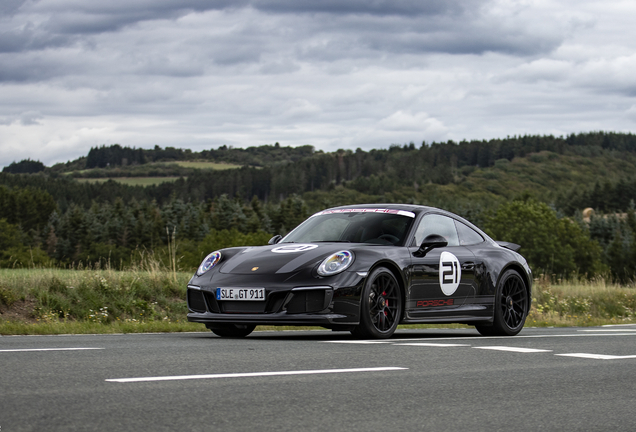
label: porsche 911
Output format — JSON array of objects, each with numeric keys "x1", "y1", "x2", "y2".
[{"x1": 187, "y1": 204, "x2": 532, "y2": 338}]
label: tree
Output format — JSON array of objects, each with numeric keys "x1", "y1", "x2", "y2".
[
  {"x1": 2, "y1": 159, "x2": 46, "y2": 174},
  {"x1": 0, "y1": 219, "x2": 49, "y2": 267},
  {"x1": 483, "y1": 198, "x2": 604, "y2": 277},
  {"x1": 0, "y1": 186, "x2": 57, "y2": 232}
]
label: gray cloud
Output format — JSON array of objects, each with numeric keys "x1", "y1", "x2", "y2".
[
  {"x1": 252, "y1": 0, "x2": 476, "y2": 16},
  {"x1": 35, "y1": 0, "x2": 244, "y2": 33},
  {"x1": 0, "y1": 25, "x2": 72, "y2": 53},
  {"x1": 0, "y1": 0, "x2": 29, "y2": 16},
  {"x1": 0, "y1": 0, "x2": 562, "y2": 59},
  {"x1": 0, "y1": 0, "x2": 244, "y2": 54}
]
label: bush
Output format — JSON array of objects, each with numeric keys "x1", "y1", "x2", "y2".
[{"x1": 483, "y1": 198, "x2": 604, "y2": 277}]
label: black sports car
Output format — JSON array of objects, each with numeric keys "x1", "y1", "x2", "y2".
[{"x1": 187, "y1": 204, "x2": 532, "y2": 338}]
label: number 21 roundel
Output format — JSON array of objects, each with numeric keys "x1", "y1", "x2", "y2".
[{"x1": 439, "y1": 251, "x2": 461, "y2": 296}]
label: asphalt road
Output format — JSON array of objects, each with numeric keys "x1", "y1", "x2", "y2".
[{"x1": 1, "y1": 326, "x2": 636, "y2": 432}]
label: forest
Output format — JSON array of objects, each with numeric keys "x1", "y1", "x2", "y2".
[{"x1": 2, "y1": 131, "x2": 636, "y2": 282}]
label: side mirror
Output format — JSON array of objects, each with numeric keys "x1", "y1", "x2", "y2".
[
  {"x1": 413, "y1": 234, "x2": 448, "y2": 257},
  {"x1": 268, "y1": 235, "x2": 283, "y2": 245}
]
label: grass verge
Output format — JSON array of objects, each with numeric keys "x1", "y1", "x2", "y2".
[
  {"x1": 0, "y1": 267, "x2": 194, "y2": 335},
  {"x1": 1, "y1": 270, "x2": 635, "y2": 335},
  {"x1": 0, "y1": 320, "x2": 204, "y2": 335},
  {"x1": 526, "y1": 276, "x2": 636, "y2": 327}
]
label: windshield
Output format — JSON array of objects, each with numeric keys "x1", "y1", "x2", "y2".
[{"x1": 282, "y1": 209, "x2": 415, "y2": 246}]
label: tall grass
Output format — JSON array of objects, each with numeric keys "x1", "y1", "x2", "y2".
[
  {"x1": 528, "y1": 275, "x2": 636, "y2": 327},
  {"x1": 0, "y1": 251, "x2": 200, "y2": 334}
]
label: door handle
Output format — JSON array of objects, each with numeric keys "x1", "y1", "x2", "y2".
[{"x1": 462, "y1": 262, "x2": 475, "y2": 271}]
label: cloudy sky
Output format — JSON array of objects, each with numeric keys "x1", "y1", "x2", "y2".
[{"x1": 1, "y1": 0, "x2": 636, "y2": 167}]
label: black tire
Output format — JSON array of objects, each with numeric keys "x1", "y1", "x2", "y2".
[
  {"x1": 351, "y1": 267, "x2": 402, "y2": 339},
  {"x1": 208, "y1": 324, "x2": 256, "y2": 338},
  {"x1": 476, "y1": 269, "x2": 528, "y2": 336}
]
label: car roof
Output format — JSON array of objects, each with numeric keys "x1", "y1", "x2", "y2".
[{"x1": 326, "y1": 203, "x2": 438, "y2": 216}]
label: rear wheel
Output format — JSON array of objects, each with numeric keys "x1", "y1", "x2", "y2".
[
  {"x1": 476, "y1": 269, "x2": 528, "y2": 336},
  {"x1": 351, "y1": 267, "x2": 402, "y2": 339},
  {"x1": 207, "y1": 324, "x2": 256, "y2": 338}
]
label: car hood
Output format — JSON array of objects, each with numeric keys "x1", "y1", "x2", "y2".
[{"x1": 218, "y1": 243, "x2": 353, "y2": 275}]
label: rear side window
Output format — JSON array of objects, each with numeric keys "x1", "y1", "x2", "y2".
[
  {"x1": 413, "y1": 214, "x2": 459, "y2": 247},
  {"x1": 455, "y1": 220, "x2": 485, "y2": 246}
]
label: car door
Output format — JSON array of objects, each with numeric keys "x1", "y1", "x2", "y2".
[{"x1": 406, "y1": 213, "x2": 476, "y2": 317}]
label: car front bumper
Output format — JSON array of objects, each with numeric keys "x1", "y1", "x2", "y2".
[{"x1": 186, "y1": 275, "x2": 366, "y2": 328}]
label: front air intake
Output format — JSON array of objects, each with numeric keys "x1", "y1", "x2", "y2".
[
  {"x1": 187, "y1": 289, "x2": 207, "y2": 313},
  {"x1": 285, "y1": 289, "x2": 332, "y2": 314}
]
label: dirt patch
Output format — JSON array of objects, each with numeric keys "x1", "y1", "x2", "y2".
[{"x1": 0, "y1": 299, "x2": 38, "y2": 323}]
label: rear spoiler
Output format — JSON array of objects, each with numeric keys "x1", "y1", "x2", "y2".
[{"x1": 496, "y1": 241, "x2": 521, "y2": 252}]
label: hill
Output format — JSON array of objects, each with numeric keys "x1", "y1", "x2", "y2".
[
  {"x1": 2, "y1": 131, "x2": 636, "y2": 280},
  {"x1": 5, "y1": 132, "x2": 635, "y2": 215}
]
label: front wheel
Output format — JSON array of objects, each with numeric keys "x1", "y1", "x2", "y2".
[
  {"x1": 476, "y1": 269, "x2": 528, "y2": 336},
  {"x1": 351, "y1": 267, "x2": 402, "y2": 339},
  {"x1": 207, "y1": 324, "x2": 256, "y2": 338}
]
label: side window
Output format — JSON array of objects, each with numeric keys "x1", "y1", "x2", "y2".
[
  {"x1": 455, "y1": 220, "x2": 485, "y2": 246},
  {"x1": 413, "y1": 214, "x2": 459, "y2": 247}
]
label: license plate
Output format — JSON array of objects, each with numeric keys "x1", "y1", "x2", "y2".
[{"x1": 216, "y1": 288, "x2": 266, "y2": 301}]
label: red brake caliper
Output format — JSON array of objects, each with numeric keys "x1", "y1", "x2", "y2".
[{"x1": 382, "y1": 291, "x2": 388, "y2": 314}]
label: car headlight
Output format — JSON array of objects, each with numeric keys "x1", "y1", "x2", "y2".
[
  {"x1": 197, "y1": 251, "x2": 222, "y2": 276},
  {"x1": 317, "y1": 250, "x2": 354, "y2": 276}
]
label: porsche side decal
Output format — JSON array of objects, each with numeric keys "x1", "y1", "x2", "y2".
[
  {"x1": 439, "y1": 251, "x2": 461, "y2": 296},
  {"x1": 416, "y1": 299, "x2": 454, "y2": 307}
]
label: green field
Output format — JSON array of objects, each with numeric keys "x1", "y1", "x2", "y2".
[
  {"x1": 75, "y1": 177, "x2": 183, "y2": 186},
  {"x1": 157, "y1": 161, "x2": 242, "y2": 170},
  {"x1": 65, "y1": 160, "x2": 242, "y2": 183}
]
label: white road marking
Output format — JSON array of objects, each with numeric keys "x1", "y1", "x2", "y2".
[
  {"x1": 323, "y1": 332, "x2": 636, "y2": 346},
  {"x1": 555, "y1": 353, "x2": 636, "y2": 360},
  {"x1": 323, "y1": 335, "x2": 636, "y2": 361},
  {"x1": 578, "y1": 329, "x2": 636, "y2": 332},
  {"x1": 503, "y1": 333, "x2": 636, "y2": 338},
  {"x1": 393, "y1": 343, "x2": 470, "y2": 347},
  {"x1": 473, "y1": 346, "x2": 552, "y2": 353},
  {"x1": 601, "y1": 324, "x2": 636, "y2": 327},
  {"x1": 106, "y1": 367, "x2": 408, "y2": 383},
  {"x1": 387, "y1": 332, "x2": 636, "y2": 342},
  {"x1": 324, "y1": 340, "x2": 395, "y2": 344},
  {"x1": 0, "y1": 348, "x2": 104, "y2": 353}
]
